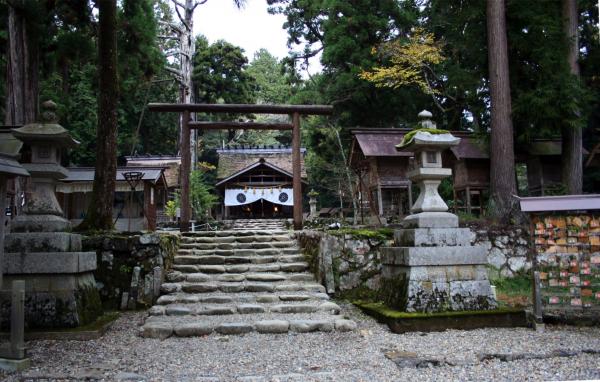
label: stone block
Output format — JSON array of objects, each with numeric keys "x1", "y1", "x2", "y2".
[
  {"x1": 395, "y1": 228, "x2": 474, "y2": 247},
  {"x1": 402, "y1": 212, "x2": 458, "y2": 228},
  {"x1": 381, "y1": 246, "x2": 487, "y2": 266},
  {"x1": 255, "y1": 320, "x2": 289, "y2": 333},
  {"x1": 10, "y1": 214, "x2": 71, "y2": 233},
  {"x1": 334, "y1": 319, "x2": 357, "y2": 331},
  {"x1": 215, "y1": 323, "x2": 253, "y2": 335},
  {"x1": 487, "y1": 247, "x2": 506, "y2": 269},
  {"x1": 2, "y1": 251, "x2": 97, "y2": 274},
  {"x1": 386, "y1": 265, "x2": 489, "y2": 283},
  {"x1": 5, "y1": 232, "x2": 82, "y2": 252},
  {"x1": 0, "y1": 357, "x2": 31, "y2": 372},
  {"x1": 140, "y1": 322, "x2": 173, "y2": 339},
  {"x1": 174, "y1": 322, "x2": 213, "y2": 337}
]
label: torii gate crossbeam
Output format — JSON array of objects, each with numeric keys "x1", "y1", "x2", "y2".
[{"x1": 147, "y1": 103, "x2": 333, "y2": 231}]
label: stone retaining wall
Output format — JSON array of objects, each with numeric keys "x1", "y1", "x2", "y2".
[
  {"x1": 83, "y1": 233, "x2": 179, "y2": 310},
  {"x1": 297, "y1": 226, "x2": 532, "y2": 296}
]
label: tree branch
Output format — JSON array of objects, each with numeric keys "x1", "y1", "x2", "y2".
[
  {"x1": 174, "y1": 4, "x2": 191, "y2": 31},
  {"x1": 192, "y1": 0, "x2": 208, "y2": 11}
]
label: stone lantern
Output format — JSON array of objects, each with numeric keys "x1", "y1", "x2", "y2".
[
  {"x1": 402, "y1": 110, "x2": 460, "y2": 228},
  {"x1": 308, "y1": 190, "x2": 318, "y2": 220},
  {"x1": 1, "y1": 101, "x2": 101, "y2": 329},
  {"x1": 10, "y1": 100, "x2": 78, "y2": 232},
  {"x1": 379, "y1": 111, "x2": 496, "y2": 313}
]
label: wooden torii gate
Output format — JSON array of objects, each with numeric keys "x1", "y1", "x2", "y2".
[{"x1": 147, "y1": 103, "x2": 333, "y2": 231}]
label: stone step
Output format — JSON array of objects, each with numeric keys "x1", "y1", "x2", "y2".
[
  {"x1": 165, "y1": 271, "x2": 316, "y2": 284},
  {"x1": 176, "y1": 248, "x2": 301, "y2": 257},
  {"x1": 178, "y1": 241, "x2": 298, "y2": 250},
  {"x1": 173, "y1": 254, "x2": 306, "y2": 266},
  {"x1": 170, "y1": 262, "x2": 309, "y2": 275},
  {"x1": 140, "y1": 314, "x2": 357, "y2": 338},
  {"x1": 180, "y1": 236, "x2": 293, "y2": 245},
  {"x1": 148, "y1": 300, "x2": 341, "y2": 317},
  {"x1": 155, "y1": 291, "x2": 331, "y2": 306},
  {"x1": 160, "y1": 281, "x2": 327, "y2": 295},
  {"x1": 182, "y1": 230, "x2": 290, "y2": 238}
]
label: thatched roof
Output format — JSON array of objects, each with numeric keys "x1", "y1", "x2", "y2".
[{"x1": 216, "y1": 146, "x2": 307, "y2": 180}]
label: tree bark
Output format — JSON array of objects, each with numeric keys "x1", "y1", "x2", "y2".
[
  {"x1": 561, "y1": 0, "x2": 583, "y2": 194},
  {"x1": 77, "y1": 0, "x2": 118, "y2": 231},
  {"x1": 4, "y1": 1, "x2": 38, "y2": 125},
  {"x1": 486, "y1": 0, "x2": 518, "y2": 221}
]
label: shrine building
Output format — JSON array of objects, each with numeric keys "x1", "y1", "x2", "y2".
[{"x1": 215, "y1": 145, "x2": 307, "y2": 219}]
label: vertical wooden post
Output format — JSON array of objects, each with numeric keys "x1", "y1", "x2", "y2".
[
  {"x1": 10, "y1": 280, "x2": 26, "y2": 359},
  {"x1": 292, "y1": 112, "x2": 302, "y2": 230},
  {"x1": 0, "y1": 177, "x2": 6, "y2": 288},
  {"x1": 466, "y1": 186, "x2": 472, "y2": 215},
  {"x1": 180, "y1": 110, "x2": 191, "y2": 232}
]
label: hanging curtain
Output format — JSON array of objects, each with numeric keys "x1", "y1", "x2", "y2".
[{"x1": 224, "y1": 188, "x2": 294, "y2": 206}]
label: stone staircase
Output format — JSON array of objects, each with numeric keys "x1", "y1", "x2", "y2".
[
  {"x1": 230, "y1": 218, "x2": 288, "y2": 231},
  {"x1": 140, "y1": 226, "x2": 356, "y2": 338}
]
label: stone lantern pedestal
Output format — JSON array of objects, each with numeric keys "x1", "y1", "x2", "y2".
[
  {"x1": 379, "y1": 111, "x2": 496, "y2": 312},
  {"x1": 0, "y1": 101, "x2": 101, "y2": 329}
]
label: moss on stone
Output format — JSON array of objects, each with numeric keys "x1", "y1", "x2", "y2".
[
  {"x1": 355, "y1": 301, "x2": 522, "y2": 319},
  {"x1": 327, "y1": 228, "x2": 394, "y2": 241},
  {"x1": 398, "y1": 128, "x2": 450, "y2": 148},
  {"x1": 76, "y1": 283, "x2": 103, "y2": 326}
]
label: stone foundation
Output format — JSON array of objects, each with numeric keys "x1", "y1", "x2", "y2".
[
  {"x1": 1, "y1": 232, "x2": 101, "y2": 329},
  {"x1": 381, "y1": 226, "x2": 496, "y2": 313}
]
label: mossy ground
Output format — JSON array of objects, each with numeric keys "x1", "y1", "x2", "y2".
[
  {"x1": 354, "y1": 301, "x2": 523, "y2": 319},
  {"x1": 492, "y1": 274, "x2": 532, "y2": 308}
]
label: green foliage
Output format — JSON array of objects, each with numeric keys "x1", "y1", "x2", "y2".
[
  {"x1": 164, "y1": 200, "x2": 177, "y2": 219},
  {"x1": 269, "y1": 0, "x2": 426, "y2": 127},
  {"x1": 190, "y1": 170, "x2": 219, "y2": 222},
  {"x1": 193, "y1": 36, "x2": 255, "y2": 105},
  {"x1": 247, "y1": 49, "x2": 293, "y2": 104}
]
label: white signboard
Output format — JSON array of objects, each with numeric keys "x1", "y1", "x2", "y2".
[{"x1": 224, "y1": 188, "x2": 293, "y2": 207}]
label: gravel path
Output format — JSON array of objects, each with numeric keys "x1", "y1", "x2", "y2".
[{"x1": 2, "y1": 302, "x2": 600, "y2": 381}]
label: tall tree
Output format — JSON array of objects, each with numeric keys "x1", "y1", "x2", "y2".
[
  {"x1": 4, "y1": 0, "x2": 42, "y2": 125},
  {"x1": 561, "y1": 0, "x2": 583, "y2": 194},
  {"x1": 78, "y1": 0, "x2": 118, "y2": 231},
  {"x1": 487, "y1": 0, "x2": 518, "y2": 220}
]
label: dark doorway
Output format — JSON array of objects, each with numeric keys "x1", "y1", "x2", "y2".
[{"x1": 228, "y1": 199, "x2": 292, "y2": 219}]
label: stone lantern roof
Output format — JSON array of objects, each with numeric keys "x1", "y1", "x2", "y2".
[
  {"x1": 0, "y1": 131, "x2": 29, "y2": 177},
  {"x1": 11, "y1": 100, "x2": 79, "y2": 148}
]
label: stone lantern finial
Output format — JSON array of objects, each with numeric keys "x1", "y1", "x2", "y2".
[
  {"x1": 41, "y1": 100, "x2": 59, "y2": 124},
  {"x1": 418, "y1": 109, "x2": 436, "y2": 129}
]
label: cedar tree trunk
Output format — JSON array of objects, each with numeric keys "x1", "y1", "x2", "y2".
[
  {"x1": 4, "y1": 1, "x2": 38, "y2": 125},
  {"x1": 486, "y1": 0, "x2": 518, "y2": 221},
  {"x1": 561, "y1": 0, "x2": 583, "y2": 194},
  {"x1": 78, "y1": 0, "x2": 118, "y2": 231}
]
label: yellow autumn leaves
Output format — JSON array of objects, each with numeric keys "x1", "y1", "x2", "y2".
[{"x1": 359, "y1": 28, "x2": 444, "y2": 95}]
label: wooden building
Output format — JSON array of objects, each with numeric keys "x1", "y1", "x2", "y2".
[
  {"x1": 349, "y1": 129, "x2": 491, "y2": 219},
  {"x1": 215, "y1": 146, "x2": 307, "y2": 219},
  {"x1": 349, "y1": 129, "x2": 414, "y2": 220},
  {"x1": 56, "y1": 167, "x2": 168, "y2": 231},
  {"x1": 520, "y1": 140, "x2": 591, "y2": 196},
  {"x1": 449, "y1": 132, "x2": 490, "y2": 215}
]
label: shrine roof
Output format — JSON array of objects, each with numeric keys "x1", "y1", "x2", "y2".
[
  {"x1": 62, "y1": 167, "x2": 166, "y2": 184},
  {"x1": 216, "y1": 146, "x2": 306, "y2": 180}
]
